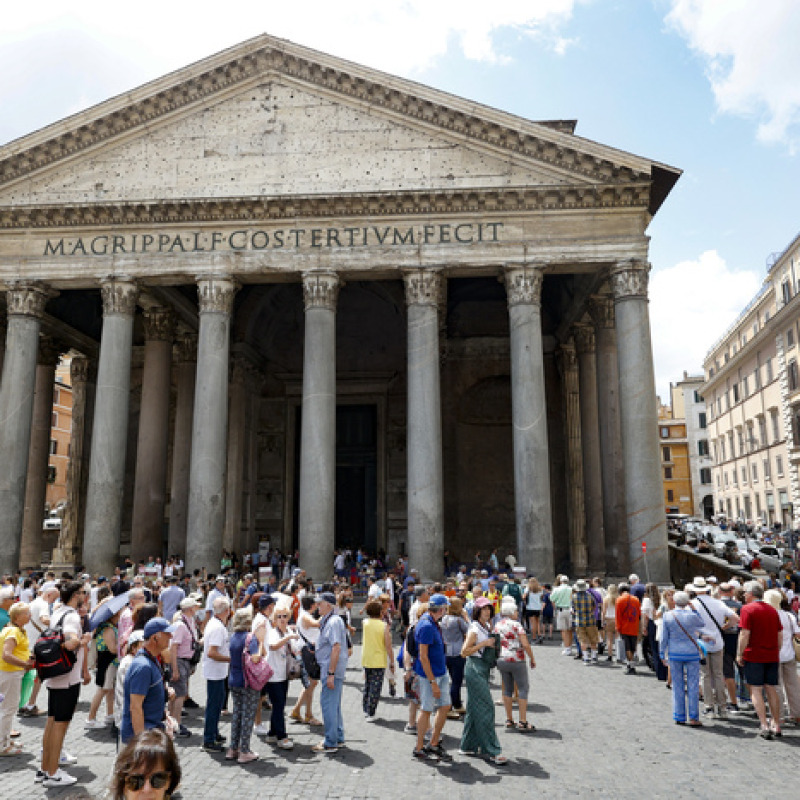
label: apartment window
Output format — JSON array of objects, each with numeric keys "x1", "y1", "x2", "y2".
[
  {"x1": 716, "y1": 473, "x2": 721, "y2": 488},
  {"x1": 741, "y1": 466, "x2": 748, "y2": 484},
  {"x1": 771, "y1": 410, "x2": 781, "y2": 442},
  {"x1": 660, "y1": 426, "x2": 670, "y2": 438},
  {"x1": 728, "y1": 431, "x2": 735, "y2": 457},
  {"x1": 53, "y1": 388, "x2": 60, "y2": 405},
  {"x1": 667, "y1": 489, "x2": 674, "y2": 503},
  {"x1": 49, "y1": 440, "x2": 57, "y2": 455},
  {"x1": 720, "y1": 439, "x2": 726, "y2": 461},
  {"x1": 756, "y1": 493, "x2": 762, "y2": 517},
  {"x1": 724, "y1": 472, "x2": 729, "y2": 488},
  {"x1": 698, "y1": 439, "x2": 709, "y2": 456},
  {"x1": 51, "y1": 412, "x2": 57, "y2": 428},
  {"x1": 662, "y1": 446, "x2": 671, "y2": 462},
  {"x1": 694, "y1": 390, "x2": 702, "y2": 403},
  {"x1": 699, "y1": 412, "x2": 707, "y2": 429},
  {"x1": 737, "y1": 429, "x2": 745, "y2": 454},
  {"x1": 766, "y1": 359, "x2": 774, "y2": 382},
  {"x1": 783, "y1": 280, "x2": 793, "y2": 305},
  {"x1": 742, "y1": 376, "x2": 749, "y2": 398},
  {"x1": 664, "y1": 466, "x2": 673, "y2": 480},
  {"x1": 700, "y1": 468, "x2": 712, "y2": 485},
  {"x1": 746, "y1": 421, "x2": 755, "y2": 450},
  {"x1": 758, "y1": 415, "x2": 768, "y2": 446},
  {"x1": 752, "y1": 464, "x2": 758, "y2": 483},
  {"x1": 764, "y1": 458, "x2": 771, "y2": 481},
  {"x1": 792, "y1": 405, "x2": 800, "y2": 447},
  {"x1": 733, "y1": 383, "x2": 740, "y2": 403},
  {"x1": 732, "y1": 469, "x2": 738, "y2": 486},
  {"x1": 789, "y1": 328, "x2": 796, "y2": 348},
  {"x1": 776, "y1": 455, "x2": 784, "y2": 477},
  {"x1": 47, "y1": 466, "x2": 56, "y2": 484},
  {"x1": 713, "y1": 441, "x2": 719, "y2": 461},
  {"x1": 789, "y1": 360, "x2": 799, "y2": 392},
  {"x1": 754, "y1": 367, "x2": 761, "y2": 389},
  {"x1": 717, "y1": 397, "x2": 722, "y2": 415}
]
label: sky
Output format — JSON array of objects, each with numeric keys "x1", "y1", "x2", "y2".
[{"x1": 2, "y1": 0, "x2": 799, "y2": 399}]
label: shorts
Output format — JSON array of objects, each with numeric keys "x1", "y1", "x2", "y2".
[
  {"x1": 172, "y1": 658, "x2": 192, "y2": 698},
  {"x1": 556, "y1": 608, "x2": 572, "y2": 631},
  {"x1": 576, "y1": 625, "x2": 599, "y2": 650},
  {"x1": 526, "y1": 610, "x2": 541, "y2": 618},
  {"x1": 722, "y1": 649, "x2": 736, "y2": 680},
  {"x1": 621, "y1": 634, "x2": 639, "y2": 655},
  {"x1": 47, "y1": 683, "x2": 81, "y2": 723},
  {"x1": 743, "y1": 660, "x2": 779, "y2": 687},
  {"x1": 96, "y1": 650, "x2": 117, "y2": 690},
  {"x1": 417, "y1": 673, "x2": 451, "y2": 713},
  {"x1": 497, "y1": 659, "x2": 529, "y2": 700}
]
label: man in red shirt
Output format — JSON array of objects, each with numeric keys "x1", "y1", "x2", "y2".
[
  {"x1": 737, "y1": 581, "x2": 782, "y2": 738},
  {"x1": 615, "y1": 584, "x2": 641, "y2": 675}
]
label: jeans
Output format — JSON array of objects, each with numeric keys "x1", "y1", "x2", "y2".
[
  {"x1": 446, "y1": 655, "x2": 465, "y2": 709},
  {"x1": 669, "y1": 659, "x2": 701, "y2": 722},
  {"x1": 266, "y1": 680, "x2": 289, "y2": 740},
  {"x1": 204, "y1": 679, "x2": 226, "y2": 745},
  {"x1": 320, "y1": 677, "x2": 344, "y2": 748}
]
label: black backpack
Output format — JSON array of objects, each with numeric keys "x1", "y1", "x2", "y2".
[
  {"x1": 405, "y1": 624, "x2": 418, "y2": 660},
  {"x1": 34, "y1": 609, "x2": 78, "y2": 681}
]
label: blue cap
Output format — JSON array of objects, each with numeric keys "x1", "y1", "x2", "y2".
[
  {"x1": 143, "y1": 617, "x2": 177, "y2": 639},
  {"x1": 429, "y1": 593, "x2": 450, "y2": 608}
]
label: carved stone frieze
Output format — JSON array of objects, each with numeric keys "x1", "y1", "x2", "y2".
[
  {"x1": 197, "y1": 277, "x2": 238, "y2": 314},
  {"x1": 573, "y1": 324, "x2": 595, "y2": 355},
  {"x1": 302, "y1": 271, "x2": 340, "y2": 311},
  {"x1": 503, "y1": 265, "x2": 544, "y2": 307},
  {"x1": 610, "y1": 260, "x2": 650, "y2": 300},
  {"x1": 403, "y1": 269, "x2": 443, "y2": 307},
  {"x1": 100, "y1": 278, "x2": 138, "y2": 316},
  {"x1": 142, "y1": 308, "x2": 174, "y2": 341},
  {"x1": 0, "y1": 184, "x2": 653, "y2": 229},
  {"x1": 6, "y1": 282, "x2": 53, "y2": 318},
  {"x1": 0, "y1": 40, "x2": 649, "y2": 191},
  {"x1": 587, "y1": 295, "x2": 615, "y2": 330}
]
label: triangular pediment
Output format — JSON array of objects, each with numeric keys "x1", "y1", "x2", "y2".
[{"x1": 0, "y1": 33, "x2": 680, "y2": 216}]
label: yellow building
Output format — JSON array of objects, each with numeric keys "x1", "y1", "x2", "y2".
[{"x1": 658, "y1": 402, "x2": 694, "y2": 515}]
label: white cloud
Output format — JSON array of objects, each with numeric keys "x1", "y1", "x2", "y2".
[
  {"x1": 650, "y1": 250, "x2": 761, "y2": 399},
  {"x1": 666, "y1": 0, "x2": 800, "y2": 149},
  {"x1": 0, "y1": 2, "x2": 579, "y2": 143}
]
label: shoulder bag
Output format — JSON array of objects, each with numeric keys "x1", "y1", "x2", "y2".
[
  {"x1": 182, "y1": 616, "x2": 203, "y2": 666},
  {"x1": 243, "y1": 632, "x2": 273, "y2": 690},
  {"x1": 670, "y1": 611, "x2": 706, "y2": 665}
]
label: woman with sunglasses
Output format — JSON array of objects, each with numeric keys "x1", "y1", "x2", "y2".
[
  {"x1": 264, "y1": 606, "x2": 299, "y2": 750},
  {"x1": 111, "y1": 728, "x2": 181, "y2": 799}
]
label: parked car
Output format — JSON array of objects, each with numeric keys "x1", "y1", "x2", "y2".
[{"x1": 749, "y1": 544, "x2": 783, "y2": 572}]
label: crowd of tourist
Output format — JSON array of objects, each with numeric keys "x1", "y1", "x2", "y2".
[{"x1": 1, "y1": 551, "x2": 799, "y2": 792}]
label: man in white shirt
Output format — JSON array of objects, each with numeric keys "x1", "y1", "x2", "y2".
[
  {"x1": 367, "y1": 576, "x2": 382, "y2": 601},
  {"x1": 20, "y1": 581, "x2": 59, "y2": 717},
  {"x1": 205, "y1": 577, "x2": 228, "y2": 612},
  {"x1": 202, "y1": 596, "x2": 231, "y2": 752}
]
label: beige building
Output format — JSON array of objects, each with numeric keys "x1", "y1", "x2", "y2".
[
  {"x1": 0, "y1": 34, "x2": 679, "y2": 580},
  {"x1": 702, "y1": 232, "x2": 800, "y2": 529}
]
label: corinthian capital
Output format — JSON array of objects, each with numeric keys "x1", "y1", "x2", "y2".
[
  {"x1": 197, "y1": 277, "x2": 238, "y2": 314},
  {"x1": 100, "y1": 278, "x2": 138, "y2": 316},
  {"x1": 503, "y1": 265, "x2": 544, "y2": 307},
  {"x1": 173, "y1": 333, "x2": 198, "y2": 364},
  {"x1": 403, "y1": 269, "x2": 443, "y2": 307},
  {"x1": 556, "y1": 340, "x2": 578, "y2": 374},
  {"x1": 142, "y1": 308, "x2": 174, "y2": 342},
  {"x1": 302, "y1": 271, "x2": 341, "y2": 311},
  {"x1": 70, "y1": 354, "x2": 95, "y2": 385},
  {"x1": 37, "y1": 334, "x2": 63, "y2": 367},
  {"x1": 6, "y1": 282, "x2": 55, "y2": 318},
  {"x1": 587, "y1": 295, "x2": 615, "y2": 330},
  {"x1": 610, "y1": 260, "x2": 650, "y2": 301}
]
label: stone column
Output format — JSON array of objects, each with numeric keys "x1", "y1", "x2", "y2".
[
  {"x1": 53, "y1": 355, "x2": 96, "y2": 569},
  {"x1": 557, "y1": 340, "x2": 588, "y2": 575},
  {"x1": 20, "y1": 337, "x2": 61, "y2": 569},
  {"x1": 574, "y1": 324, "x2": 606, "y2": 574},
  {"x1": 504, "y1": 265, "x2": 554, "y2": 578},
  {"x1": 224, "y1": 357, "x2": 248, "y2": 557},
  {"x1": 186, "y1": 277, "x2": 238, "y2": 574},
  {"x1": 130, "y1": 308, "x2": 173, "y2": 564},
  {"x1": 82, "y1": 278, "x2": 138, "y2": 576},
  {"x1": 298, "y1": 272, "x2": 340, "y2": 583},
  {"x1": 404, "y1": 269, "x2": 445, "y2": 581},
  {"x1": 0, "y1": 312, "x2": 6, "y2": 388},
  {"x1": 168, "y1": 334, "x2": 196, "y2": 561},
  {"x1": 0, "y1": 283, "x2": 52, "y2": 575},
  {"x1": 588, "y1": 295, "x2": 627, "y2": 574},
  {"x1": 611, "y1": 261, "x2": 669, "y2": 581}
]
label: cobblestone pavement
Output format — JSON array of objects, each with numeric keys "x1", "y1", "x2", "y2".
[{"x1": 2, "y1": 634, "x2": 794, "y2": 799}]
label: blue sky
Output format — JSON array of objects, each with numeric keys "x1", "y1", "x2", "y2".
[{"x1": 2, "y1": 0, "x2": 799, "y2": 399}]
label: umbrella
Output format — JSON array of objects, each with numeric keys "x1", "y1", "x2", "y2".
[{"x1": 89, "y1": 590, "x2": 130, "y2": 631}]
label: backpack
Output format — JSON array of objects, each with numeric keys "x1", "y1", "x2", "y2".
[
  {"x1": 33, "y1": 609, "x2": 78, "y2": 681},
  {"x1": 405, "y1": 624, "x2": 418, "y2": 660},
  {"x1": 242, "y1": 632, "x2": 273, "y2": 691}
]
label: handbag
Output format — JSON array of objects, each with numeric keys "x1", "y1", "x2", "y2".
[
  {"x1": 671, "y1": 611, "x2": 707, "y2": 665},
  {"x1": 287, "y1": 650, "x2": 304, "y2": 680},
  {"x1": 296, "y1": 628, "x2": 321, "y2": 681},
  {"x1": 243, "y1": 632, "x2": 273, "y2": 690}
]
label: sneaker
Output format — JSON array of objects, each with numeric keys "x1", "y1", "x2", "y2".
[
  {"x1": 702, "y1": 707, "x2": 715, "y2": 717},
  {"x1": 625, "y1": 666, "x2": 636, "y2": 675},
  {"x1": 84, "y1": 719, "x2": 107, "y2": 730},
  {"x1": 202, "y1": 742, "x2": 224, "y2": 753},
  {"x1": 253, "y1": 724, "x2": 270, "y2": 736},
  {"x1": 265, "y1": 735, "x2": 278, "y2": 744},
  {"x1": 59, "y1": 750, "x2": 78, "y2": 765},
  {"x1": 103, "y1": 715, "x2": 115, "y2": 725},
  {"x1": 277, "y1": 738, "x2": 294, "y2": 750},
  {"x1": 238, "y1": 751, "x2": 259, "y2": 763},
  {"x1": 583, "y1": 659, "x2": 592, "y2": 666},
  {"x1": 404, "y1": 724, "x2": 417, "y2": 735},
  {"x1": 726, "y1": 703, "x2": 741, "y2": 715},
  {"x1": 184, "y1": 697, "x2": 199, "y2": 709},
  {"x1": 215, "y1": 734, "x2": 226, "y2": 744},
  {"x1": 34, "y1": 770, "x2": 46, "y2": 783},
  {"x1": 413, "y1": 747, "x2": 440, "y2": 763},
  {"x1": 176, "y1": 724, "x2": 191, "y2": 738},
  {"x1": 365, "y1": 715, "x2": 377, "y2": 723},
  {"x1": 427, "y1": 743, "x2": 452, "y2": 762},
  {"x1": 43, "y1": 769, "x2": 78, "y2": 788},
  {"x1": 561, "y1": 648, "x2": 572, "y2": 656},
  {"x1": 458, "y1": 748, "x2": 476, "y2": 756},
  {"x1": 717, "y1": 708, "x2": 728, "y2": 720}
]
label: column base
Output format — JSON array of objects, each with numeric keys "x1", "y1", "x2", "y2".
[{"x1": 49, "y1": 545, "x2": 83, "y2": 575}]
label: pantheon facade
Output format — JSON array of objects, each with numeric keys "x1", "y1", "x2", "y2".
[{"x1": 0, "y1": 35, "x2": 679, "y2": 581}]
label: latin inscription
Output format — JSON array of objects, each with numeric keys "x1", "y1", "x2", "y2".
[{"x1": 42, "y1": 222, "x2": 503, "y2": 257}]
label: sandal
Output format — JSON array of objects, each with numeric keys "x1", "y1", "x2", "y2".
[
  {"x1": 305, "y1": 716, "x2": 323, "y2": 726},
  {"x1": 517, "y1": 721, "x2": 534, "y2": 731},
  {"x1": 770, "y1": 722, "x2": 782, "y2": 738},
  {"x1": 0, "y1": 745, "x2": 23, "y2": 756},
  {"x1": 289, "y1": 710, "x2": 302, "y2": 722},
  {"x1": 505, "y1": 720, "x2": 515, "y2": 729},
  {"x1": 488, "y1": 754, "x2": 509, "y2": 766}
]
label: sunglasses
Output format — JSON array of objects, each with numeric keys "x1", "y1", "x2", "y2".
[
  {"x1": 125, "y1": 771, "x2": 171, "y2": 791},
  {"x1": 275, "y1": 613, "x2": 289, "y2": 619}
]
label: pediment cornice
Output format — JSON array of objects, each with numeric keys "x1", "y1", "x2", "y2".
[
  {"x1": 0, "y1": 36, "x2": 653, "y2": 191},
  {"x1": 0, "y1": 184, "x2": 651, "y2": 229}
]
